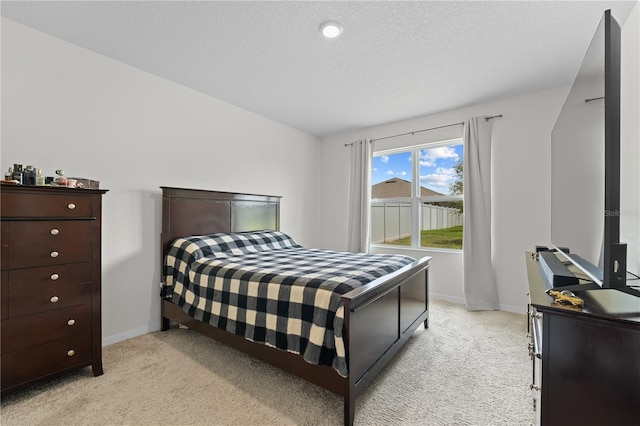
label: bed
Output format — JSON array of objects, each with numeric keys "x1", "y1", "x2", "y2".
[{"x1": 160, "y1": 186, "x2": 430, "y2": 425}]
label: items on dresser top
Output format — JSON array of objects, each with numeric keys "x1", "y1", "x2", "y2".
[
  {"x1": 1, "y1": 183, "x2": 108, "y2": 393},
  {"x1": 2, "y1": 164, "x2": 100, "y2": 188}
]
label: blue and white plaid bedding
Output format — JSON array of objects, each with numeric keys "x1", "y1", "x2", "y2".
[{"x1": 162, "y1": 231, "x2": 415, "y2": 376}]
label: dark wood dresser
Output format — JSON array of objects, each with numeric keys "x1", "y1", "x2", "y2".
[
  {"x1": 525, "y1": 252, "x2": 640, "y2": 426},
  {"x1": 1, "y1": 183, "x2": 108, "y2": 393}
]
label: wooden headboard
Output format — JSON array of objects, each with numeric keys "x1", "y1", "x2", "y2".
[{"x1": 161, "y1": 186, "x2": 281, "y2": 256}]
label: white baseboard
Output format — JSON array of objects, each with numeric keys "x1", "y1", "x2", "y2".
[
  {"x1": 497, "y1": 303, "x2": 527, "y2": 314},
  {"x1": 429, "y1": 292, "x2": 527, "y2": 314},
  {"x1": 430, "y1": 292, "x2": 465, "y2": 305},
  {"x1": 102, "y1": 322, "x2": 162, "y2": 347}
]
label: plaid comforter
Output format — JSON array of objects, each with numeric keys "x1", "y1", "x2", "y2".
[{"x1": 163, "y1": 231, "x2": 415, "y2": 376}]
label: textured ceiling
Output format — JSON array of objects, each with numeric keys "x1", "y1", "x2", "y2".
[{"x1": 1, "y1": 1, "x2": 637, "y2": 138}]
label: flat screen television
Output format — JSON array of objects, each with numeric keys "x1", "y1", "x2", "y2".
[{"x1": 549, "y1": 9, "x2": 639, "y2": 297}]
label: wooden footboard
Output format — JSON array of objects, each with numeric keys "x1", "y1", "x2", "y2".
[{"x1": 342, "y1": 256, "x2": 429, "y2": 425}]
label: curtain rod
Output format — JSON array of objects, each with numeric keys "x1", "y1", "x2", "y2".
[
  {"x1": 370, "y1": 121, "x2": 464, "y2": 143},
  {"x1": 344, "y1": 114, "x2": 502, "y2": 146}
]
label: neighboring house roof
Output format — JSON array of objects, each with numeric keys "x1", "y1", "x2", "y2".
[{"x1": 371, "y1": 178, "x2": 443, "y2": 198}]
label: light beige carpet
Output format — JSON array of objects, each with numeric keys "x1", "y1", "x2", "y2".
[{"x1": 1, "y1": 299, "x2": 533, "y2": 425}]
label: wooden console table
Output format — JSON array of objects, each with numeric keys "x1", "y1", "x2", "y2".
[{"x1": 525, "y1": 252, "x2": 640, "y2": 426}]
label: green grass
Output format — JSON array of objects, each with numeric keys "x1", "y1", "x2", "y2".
[{"x1": 386, "y1": 225, "x2": 463, "y2": 249}]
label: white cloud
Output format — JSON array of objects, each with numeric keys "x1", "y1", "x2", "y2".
[
  {"x1": 420, "y1": 167, "x2": 458, "y2": 190},
  {"x1": 435, "y1": 167, "x2": 456, "y2": 176},
  {"x1": 380, "y1": 155, "x2": 389, "y2": 163},
  {"x1": 420, "y1": 147, "x2": 459, "y2": 165},
  {"x1": 383, "y1": 170, "x2": 408, "y2": 177}
]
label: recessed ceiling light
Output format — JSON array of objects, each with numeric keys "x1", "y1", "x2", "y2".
[{"x1": 320, "y1": 21, "x2": 343, "y2": 38}]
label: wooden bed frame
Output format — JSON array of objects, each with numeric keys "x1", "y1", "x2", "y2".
[{"x1": 160, "y1": 186, "x2": 430, "y2": 425}]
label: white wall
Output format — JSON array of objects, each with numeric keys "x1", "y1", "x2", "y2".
[{"x1": 1, "y1": 19, "x2": 321, "y2": 344}]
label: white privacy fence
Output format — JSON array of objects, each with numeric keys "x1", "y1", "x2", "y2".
[{"x1": 370, "y1": 202, "x2": 463, "y2": 244}]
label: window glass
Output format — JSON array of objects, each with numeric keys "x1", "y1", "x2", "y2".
[
  {"x1": 371, "y1": 151, "x2": 413, "y2": 246},
  {"x1": 420, "y1": 200, "x2": 463, "y2": 249},
  {"x1": 418, "y1": 145, "x2": 463, "y2": 196},
  {"x1": 370, "y1": 141, "x2": 463, "y2": 251},
  {"x1": 419, "y1": 143, "x2": 463, "y2": 250},
  {"x1": 371, "y1": 151, "x2": 413, "y2": 198},
  {"x1": 370, "y1": 202, "x2": 412, "y2": 246}
]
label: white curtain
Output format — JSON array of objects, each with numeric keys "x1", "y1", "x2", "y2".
[
  {"x1": 347, "y1": 139, "x2": 372, "y2": 253},
  {"x1": 463, "y1": 117, "x2": 499, "y2": 310}
]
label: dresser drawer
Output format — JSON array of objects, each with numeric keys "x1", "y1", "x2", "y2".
[
  {"x1": 1, "y1": 191, "x2": 92, "y2": 218},
  {"x1": 8, "y1": 220, "x2": 91, "y2": 244},
  {"x1": 1, "y1": 304, "x2": 91, "y2": 354},
  {"x1": 7, "y1": 281, "x2": 91, "y2": 318},
  {"x1": 1, "y1": 333, "x2": 91, "y2": 390},
  {"x1": 8, "y1": 263, "x2": 91, "y2": 297},
  {"x1": 7, "y1": 221, "x2": 92, "y2": 269}
]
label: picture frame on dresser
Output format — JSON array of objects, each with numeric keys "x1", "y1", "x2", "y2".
[{"x1": 1, "y1": 183, "x2": 108, "y2": 394}]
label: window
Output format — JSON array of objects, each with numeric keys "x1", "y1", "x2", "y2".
[{"x1": 371, "y1": 139, "x2": 463, "y2": 250}]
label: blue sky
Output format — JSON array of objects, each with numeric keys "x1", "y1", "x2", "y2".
[{"x1": 372, "y1": 143, "x2": 463, "y2": 195}]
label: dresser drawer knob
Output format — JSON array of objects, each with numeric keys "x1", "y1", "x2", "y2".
[
  {"x1": 67, "y1": 203, "x2": 76, "y2": 210},
  {"x1": 50, "y1": 273, "x2": 59, "y2": 281},
  {"x1": 50, "y1": 251, "x2": 59, "y2": 258},
  {"x1": 50, "y1": 228, "x2": 60, "y2": 235},
  {"x1": 50, "y1": 296, "x2": 59, "y2": 303},
  {"x1": 67, "y1": 319, "x2": 76, "y2": 326},
  {"x1": 67, "y1": 350, "x2": 76, "y2": 357}
]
